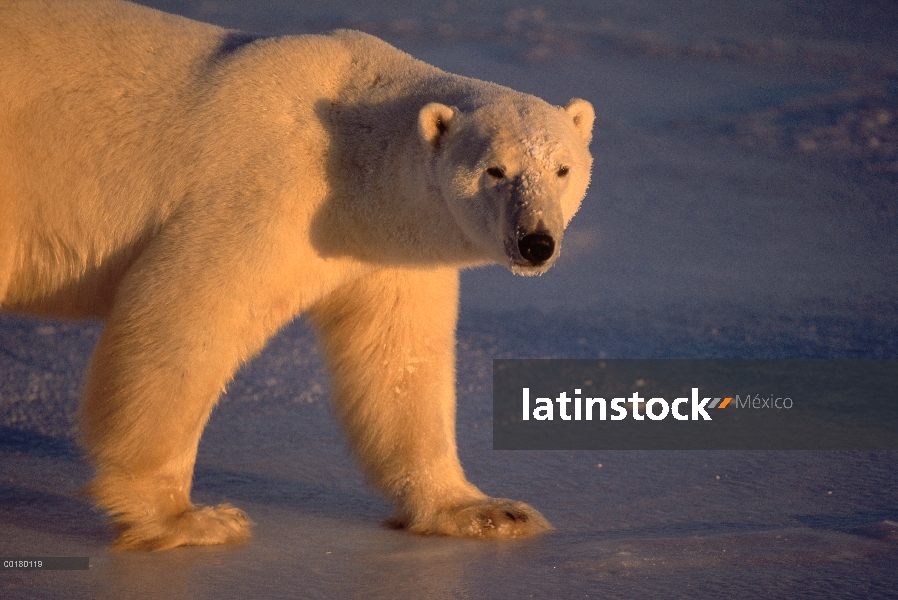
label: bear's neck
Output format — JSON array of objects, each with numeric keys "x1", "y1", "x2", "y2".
[{"x1": 311, "y1": 85, "x2": 490, "y2": 269}]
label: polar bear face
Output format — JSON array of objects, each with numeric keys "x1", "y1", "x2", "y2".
[{"x1": 419, "y1": 97, "x2": 594, "y2": 275}]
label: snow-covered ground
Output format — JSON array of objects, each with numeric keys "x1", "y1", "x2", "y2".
[{"x1": 2, "y1": 1, "x2": 897, "y2": 598}]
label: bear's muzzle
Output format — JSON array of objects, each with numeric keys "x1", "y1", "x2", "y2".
[{"x1": 505, "y1": 186, "x2": 564, "y2": 273}]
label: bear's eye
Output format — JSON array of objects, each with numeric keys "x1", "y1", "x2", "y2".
[
  {"x1": 486, "y1": 167, "x2": 505, "y2": 179},
  {"x1": 557, "y1": 166, "x2": 570, "y2": 177}
]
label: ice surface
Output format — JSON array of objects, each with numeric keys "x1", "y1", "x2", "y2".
[{"x1": 2, "y1": 1, "x2": 897, "y2": 598}]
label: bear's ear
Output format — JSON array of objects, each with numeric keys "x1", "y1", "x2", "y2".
[
  {"x1": 563, "y1": 98, "x2": 595, "y2": 145},
  {"x1": 418, "y1": 103, "x2": 458, "y2": 150}
]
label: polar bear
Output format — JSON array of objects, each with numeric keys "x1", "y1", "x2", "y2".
[{"x1": 0, "y1": 0, "x2": 594, "y2": 550}]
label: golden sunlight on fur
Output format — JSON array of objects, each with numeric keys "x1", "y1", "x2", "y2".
[{"x1": 0, "y1": 0, "x2": 592, "y2": 549}]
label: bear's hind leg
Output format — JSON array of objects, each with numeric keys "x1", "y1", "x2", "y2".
[
  {"x1": 310, "y1": 268, "x2": 551, "y2": 539},
  {"x1": 82, "y1": 319, "x2": 253, "y2": 550},
  {"x1": 79, "y1": 253, "x2": 271, "y2": 549}
]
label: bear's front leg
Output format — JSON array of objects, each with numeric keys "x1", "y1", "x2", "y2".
[{"x1": 309, "y1": 267, "x2": 551, "y2": 539}]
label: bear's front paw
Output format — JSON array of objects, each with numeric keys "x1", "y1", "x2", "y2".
[
  {"x1": 113, "y1": 503, "x2": 252, "y2": 551},
  {"x1": 448, "y1": 498, "x2": 552, "y2": 539},
  {"x1": 391, "y1": 498, "x2": 552, "y2": 539}
]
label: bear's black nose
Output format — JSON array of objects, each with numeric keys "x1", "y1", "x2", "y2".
[{"x1": 518, "y1": 233, "x2": 555, "y2": 265}]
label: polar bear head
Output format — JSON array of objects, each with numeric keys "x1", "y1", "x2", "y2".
[{"x1": 419, "y1": 96, "x2": 594, "y2": 275}]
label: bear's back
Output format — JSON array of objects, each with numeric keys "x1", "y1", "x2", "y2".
[{"x1": 0, "y1": 0, "x2": 222, "y2": 108}]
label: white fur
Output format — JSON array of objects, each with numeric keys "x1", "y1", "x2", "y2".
[{"x1": 0, "y1": 0, "x2": 594, "y2": 549}]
